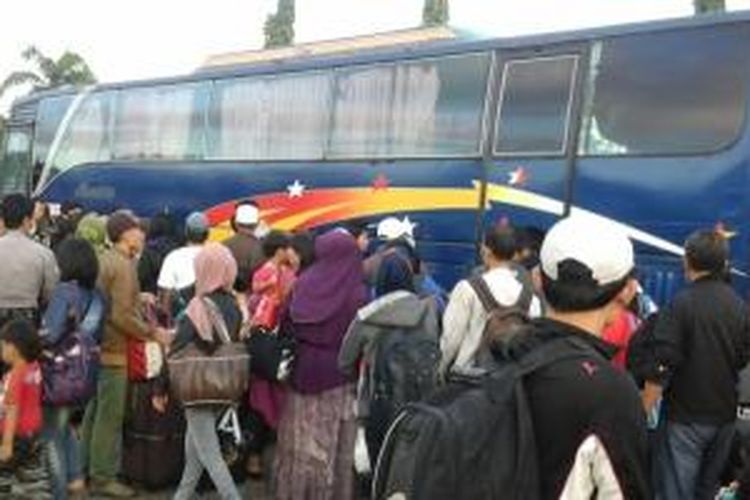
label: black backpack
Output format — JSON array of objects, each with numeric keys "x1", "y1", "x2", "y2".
[
  {"x1": 370, "y1": 309, "x2": 441, "y2": 432},
  {"x1": 372, "y1": 336, "x2": 594, "y2": 500}
]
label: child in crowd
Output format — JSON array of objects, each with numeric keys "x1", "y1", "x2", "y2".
[
  {"x1": 246, "y1": 230, "x2": 296, "y2": 477},
  {"x1": 249, "y1": 231, "x2": 295, "y2": 329},
  {"x1": 0, "y1": 320, "x2": 51, "y2": 498}
]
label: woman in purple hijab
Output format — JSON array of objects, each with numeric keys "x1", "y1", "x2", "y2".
[{"x1": 274, "y1": 230, "x2": 366, "y2": 500}]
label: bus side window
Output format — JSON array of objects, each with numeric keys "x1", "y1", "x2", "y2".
[
  {"x1": 494, "y1": 55, "x2": 578, "y2": 156},
  {"x1": 579, "y1": 24, "x2": 750, "y2": 156},
  {"x1": 330, "y1": 53, "x2": 489, "y2": 159},
  {"x1": 113, "y1": 83, "x2": 209, "y2": 161},
  {"x1": 208, "y1": 72, "x2": 333, "y2": 161}
]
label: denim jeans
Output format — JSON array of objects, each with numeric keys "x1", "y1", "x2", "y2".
[
  {"x1": 43, "y1": 406, "x2": 82, "y2": 499},
  {"x1": 656, "y1": 421, "x2": 734, "y2": 500},
  {"x1": 173, "y1": 408, "x2": 241, "y2": 500},
  {"x1": 81, "y1": 367, "x2": 127, "y2": 482}
]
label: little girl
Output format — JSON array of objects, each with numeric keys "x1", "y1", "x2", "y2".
[
  {"x1": 247, "y1": 230, "x2": 296, "y2": 477},
  {"x1": 0, "y1": 320, "x2": 51, "y2": 498}
]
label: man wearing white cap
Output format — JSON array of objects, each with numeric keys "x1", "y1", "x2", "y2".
[
  {"x1": 223, "y1": 200, "x2": 265, "y2": 293},
  {"x1": 511, "y1": 216, "x2": 649, "y2": 498}
]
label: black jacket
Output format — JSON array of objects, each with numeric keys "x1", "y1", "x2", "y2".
[
  {"x1": 649, "y1": 276, "x2": 750, "y2": 425},
  {"x1": 520, "y1": 319, "x2": 651, "y2": 499}
]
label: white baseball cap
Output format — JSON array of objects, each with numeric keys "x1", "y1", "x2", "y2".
[
  {"x1": 234, "y1": 204, "x2": 259, "y2": 226},
  {"x1": 541, "y1": 215, "x2": 634, "y2": 286},
  {"x1": 377, "y1": 217, "x2": 407, "y2": 241}
]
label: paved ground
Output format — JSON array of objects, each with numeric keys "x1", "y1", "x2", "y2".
[{"x1": 89, "y1": 479, "x2": 268, "y2": 499}]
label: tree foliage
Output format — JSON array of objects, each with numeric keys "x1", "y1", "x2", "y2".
[
  {"x1": 694, "y1": 0, "x2": 725, "y2": 13},
  {"x1": 423, "y1": 0, "x2": 449, "y2": 27},
  {"x1": 264, "y1": 0, "x2": 295, "y2": 49},
  {"x1": 0, "y1": 46, "x2": 97, "y2": 98},
  {"x1": 0, "y1": 115, "x2": 5, "y2": 150}
]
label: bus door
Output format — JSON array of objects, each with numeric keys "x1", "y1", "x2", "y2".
[{"x1": 482, "y1": 44, "x2": 587, "y2": 241}]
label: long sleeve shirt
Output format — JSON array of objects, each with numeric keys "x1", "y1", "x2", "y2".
[
  {"x1": 97, "y1": 248, "x2": 154, "y2": 367},
  {"x1": 648, "y1": 277, "x2": 750, "y2": 425}
]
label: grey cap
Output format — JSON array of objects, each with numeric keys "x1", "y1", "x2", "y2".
[{"x1": 185, "y1": 212, "x2": 210, "y2": 235}]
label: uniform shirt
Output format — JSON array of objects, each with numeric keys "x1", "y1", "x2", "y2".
[
  {"x1": 0, "y1": 363, "x2": 43, "y2": 438},
  {"x1": 157, "y1": 245, "x2": 202, "y2": 292},
  {"x1": 440, "y1": 266, "x2": 541, "y2": 375},
  {"x1": 0, "y1": 231, "x2": 59, "y2": 309},
  {"x1": 523, "y1": 319, "x2": 651, "y2": 499}
]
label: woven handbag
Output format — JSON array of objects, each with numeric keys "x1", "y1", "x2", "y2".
[{"x1": 167, "y1": 298, "x2": 251, "y2": 406}]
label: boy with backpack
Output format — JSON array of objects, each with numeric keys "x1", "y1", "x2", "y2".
[
  {"x1": 440, "y1": 225, "x2": 541, "y2": 376},
  {"x1": 373, "y1": 216, "x2": 650, "y2": 499}
]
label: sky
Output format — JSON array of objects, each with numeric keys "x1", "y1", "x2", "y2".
[{"x1": 2, "y1": 0, "x2": 750, "y2": 113}]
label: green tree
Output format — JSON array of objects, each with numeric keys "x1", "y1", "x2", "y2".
[
  {"x1": 694, "y1": 0, "x2": 725, "y2": 13},
  {"x1": 423, "y1": 0, "x2": 449, "y2": 27},
  {"x1": 0, "y1": 46, "x2": 97, "y2": 98},
  {"x1": 264, "y1": 0, "x2": 295, "y2": 49}
]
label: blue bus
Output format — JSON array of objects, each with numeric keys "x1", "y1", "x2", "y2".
[{"x1": 3, "y1": 13, "x2": 750, "y2": 302}]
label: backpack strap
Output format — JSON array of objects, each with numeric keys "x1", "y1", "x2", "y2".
[
  {"x1": 468, "y1": 276, "x2": 500, "y2": 313},
  {"x1": 511, "y1": 265, "x2": 535, "y2": 314},
  {"x1": 470, "y1": 270, "x2": 535, "y2": 315}
]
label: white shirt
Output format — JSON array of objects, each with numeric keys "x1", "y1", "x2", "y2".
[
  {"x1": 157, "y1": 246, "x2": 202, "y2": 291},
  {"x1": 440, "y1": 266, "x2": 542, "y2": 375}
]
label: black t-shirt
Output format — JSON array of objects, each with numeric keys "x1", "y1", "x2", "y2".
[{"x1": 523, "y1": 319, "x2": 651, "y2": 499}]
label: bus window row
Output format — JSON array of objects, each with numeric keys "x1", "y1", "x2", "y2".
[{"x1": 45, "y1": 23, "x2": 750, "y2": 180}]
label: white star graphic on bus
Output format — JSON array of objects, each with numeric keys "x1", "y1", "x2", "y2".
[
  {"x1": 401, "y1": 216, "x2": 418, "y2": 237},
  {"x1": 287, "y1": 180, "x2": 306, "y2": 198}
]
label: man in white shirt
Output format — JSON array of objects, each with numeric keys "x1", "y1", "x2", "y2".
[
  {"x1": 158, "y1": 212, "x2": 210, "y2": 316},
  {"x1": 440, "y1": 225, "x2": 542, "y2": 375}
]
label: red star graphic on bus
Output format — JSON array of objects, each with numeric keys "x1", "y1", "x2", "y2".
[
  {"x1": 508, "y1": 166, "x2": 528, "y2": 187},
  {"x1": 372, "y1": 173, "x2": 390, "y2": 191}
]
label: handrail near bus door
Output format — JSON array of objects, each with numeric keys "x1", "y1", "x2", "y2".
[
  {"x1": 474, "y1": 51, "x2": 504, "y2": 261},
  {"x1": 562, "y1": 45, "x2": 590, "y2": 218}
]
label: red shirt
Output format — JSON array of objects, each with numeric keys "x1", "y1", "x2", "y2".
[
  {"x1": 0, "y1": 362, "x2": 43, "y2": 437},
  {"x1": 602, "y1": 311, "x2": 640, "y2": 370}
]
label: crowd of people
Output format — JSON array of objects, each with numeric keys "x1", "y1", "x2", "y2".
[{"x1": 0, "y1": 190, "x2": 749, "y2": 500}]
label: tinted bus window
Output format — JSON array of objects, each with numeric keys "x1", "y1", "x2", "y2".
[
  {"x1": 49, "y1": 91, "x2": 113, "y2": 178},
  {"x1": 330, "y1": 53, "x2": 489, "y2": 158},
  {"x1": 34, "y1": 95, "x2": 74, "y2": 168},
  {"x1": 1, "y1": 128, "x2": 32, "y2": 194},
  {"x1": 495, "y1": 55, "x2": 578, "y2": 155},
  {"x1": 580, "y1": 24, "x2": 750, "y2": 155},
  {"x1": 113, "y1": 83, "x2": 208, "y2": 160},
  {"x1": 209, "y1": 72, "x2": 333, "y2": 160}
]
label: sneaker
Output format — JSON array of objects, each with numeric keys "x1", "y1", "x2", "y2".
[{"x1": 89, "y1": 480, "x2": 136, "y2": 498}]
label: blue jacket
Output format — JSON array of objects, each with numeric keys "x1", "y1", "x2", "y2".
[{"x1": 41, "y1": 281, "x2": 106, "y2": 347}]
